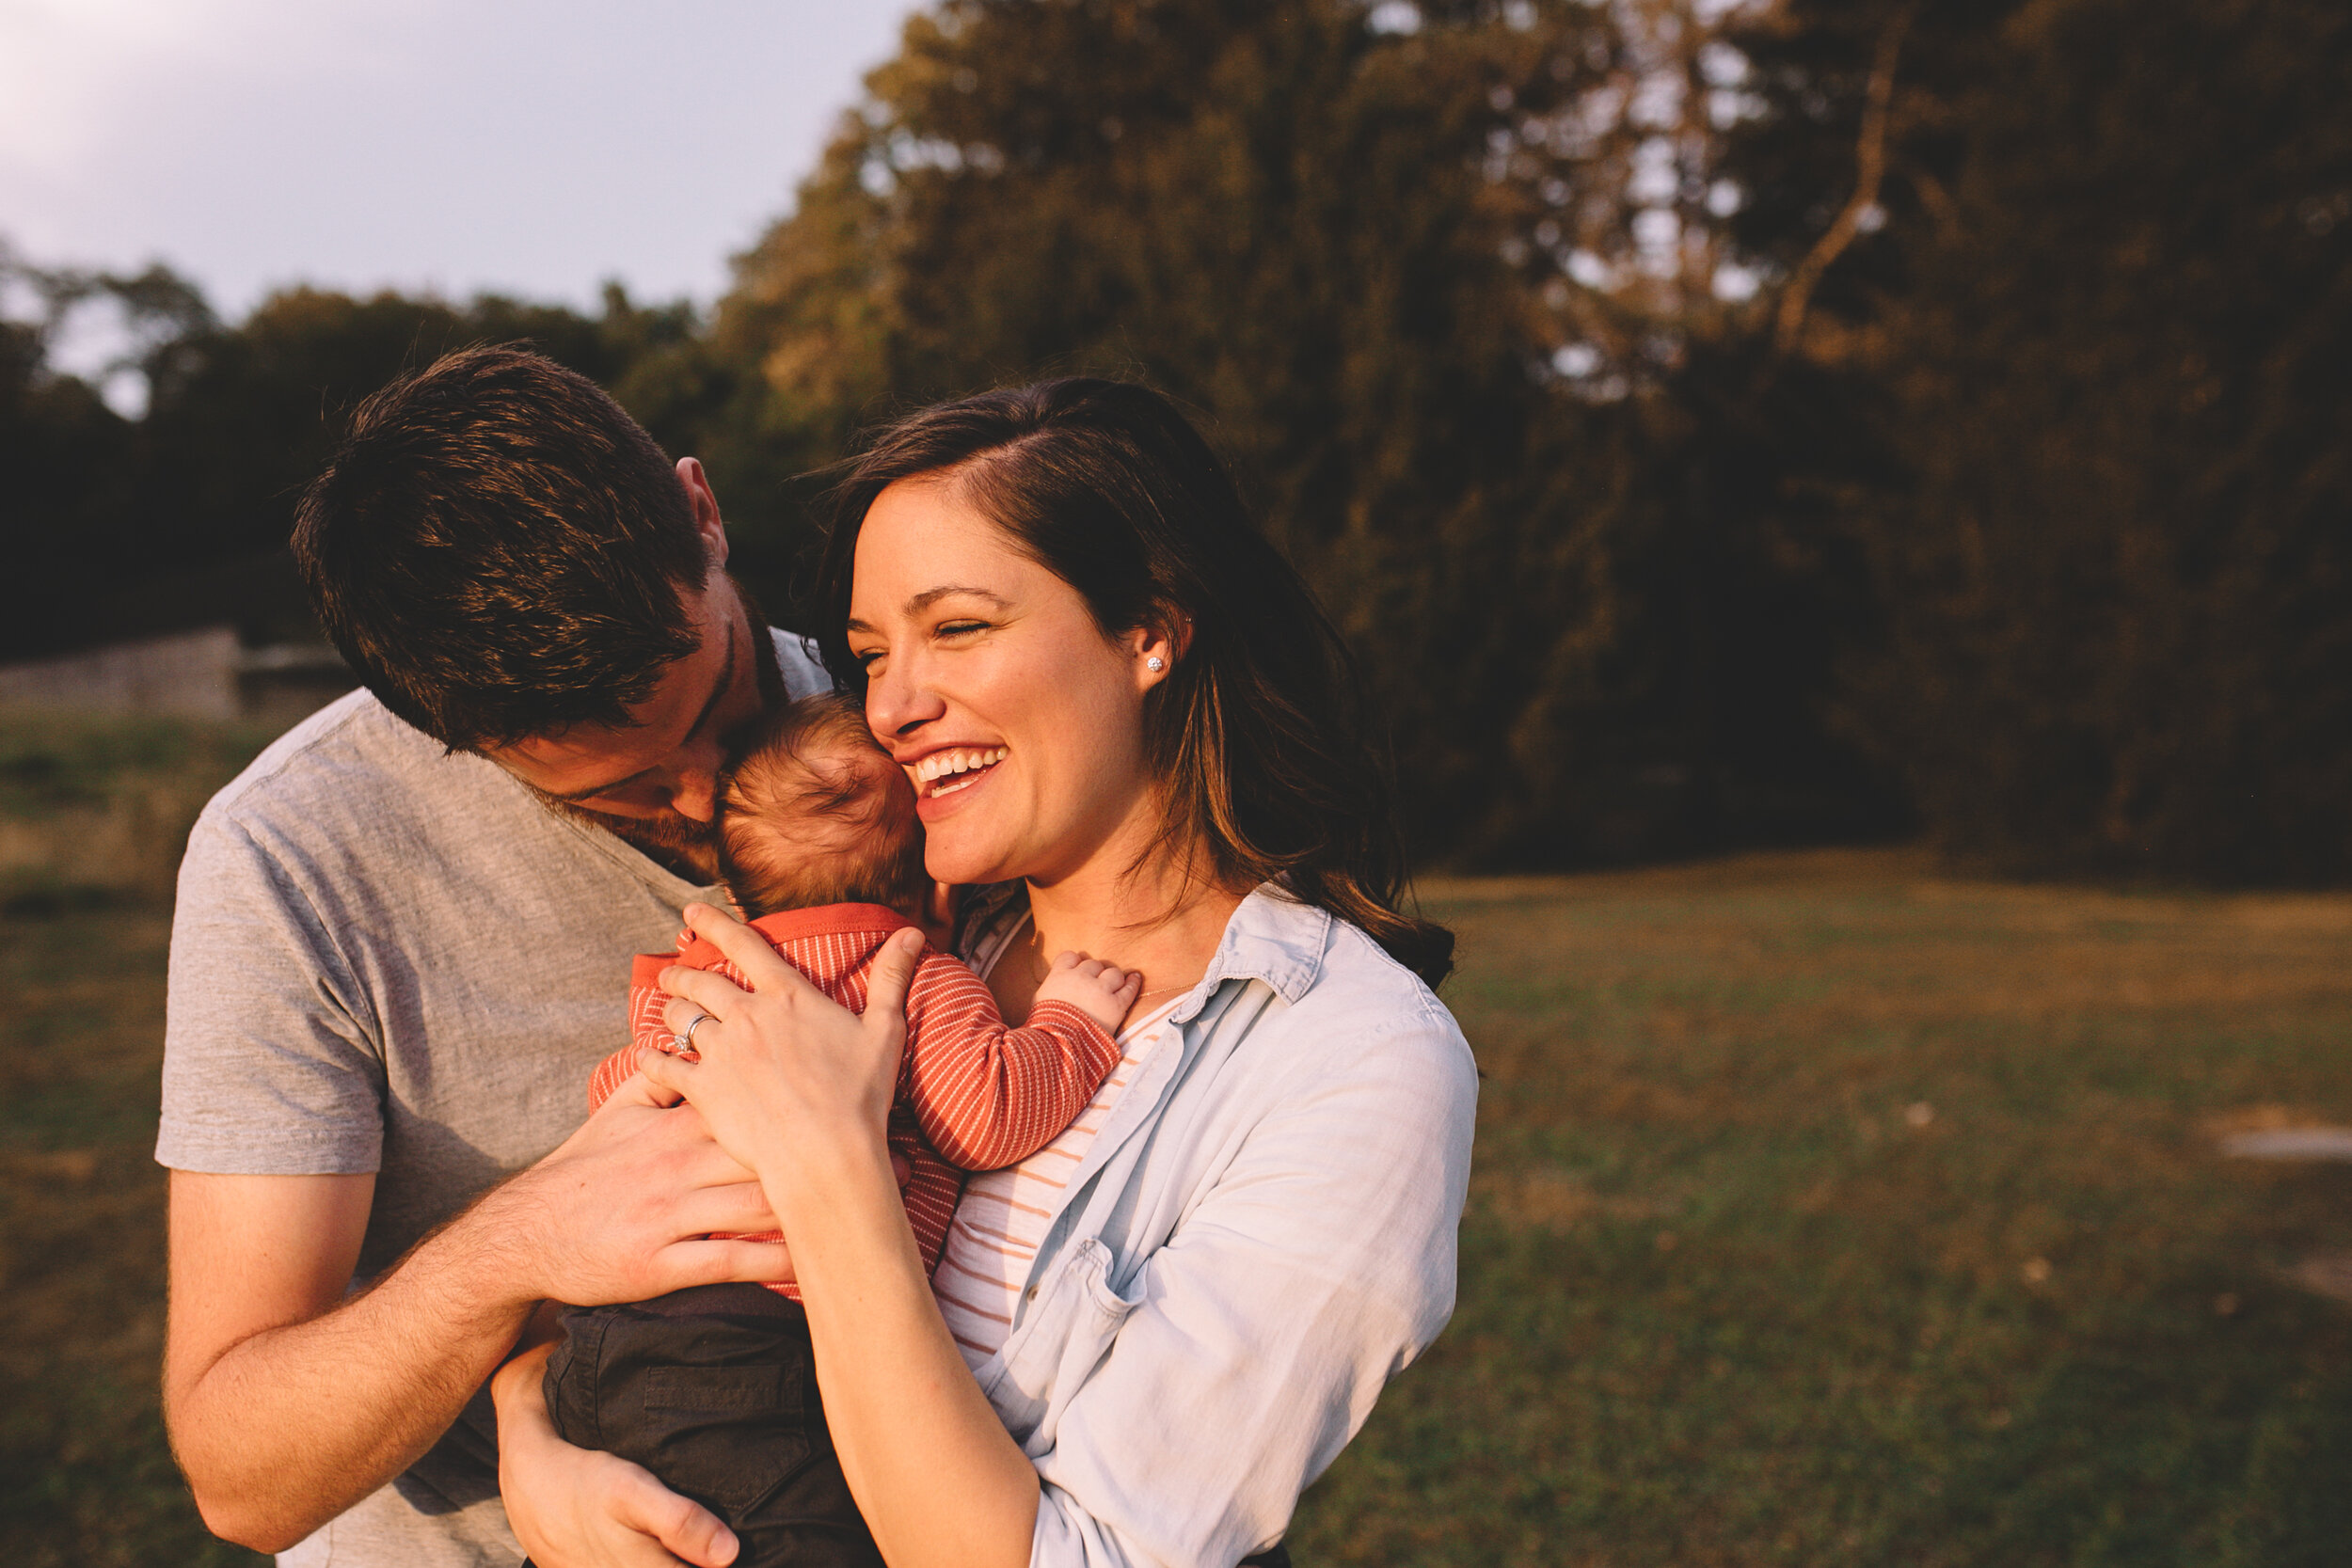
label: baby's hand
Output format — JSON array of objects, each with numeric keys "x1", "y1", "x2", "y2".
[{"x1": 1035, "y1": 950, "x2": 1145, "y2": 1034}]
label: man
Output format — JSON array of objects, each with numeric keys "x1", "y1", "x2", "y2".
[{"x1": 157, "y1": 345, "x2": 840, "y2": 1565}]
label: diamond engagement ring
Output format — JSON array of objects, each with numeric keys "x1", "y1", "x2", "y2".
[{"x1": 679, "y1": 1012, "x2": 716, "y2": 1054}]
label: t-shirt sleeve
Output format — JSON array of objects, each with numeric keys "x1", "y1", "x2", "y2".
[{"x1": 153, "y1": 808, "x2": 389, "y2": 1175}]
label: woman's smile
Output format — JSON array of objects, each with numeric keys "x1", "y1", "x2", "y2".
[{"x1": 907, "y1": 745, "x2": 1009, "y2": 814}]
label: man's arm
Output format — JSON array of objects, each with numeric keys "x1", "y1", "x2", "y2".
[
  {"x1": 164, "y1": 1085, "x2": 794, "y2": 1554},
  {"x1": 165, "y1": 1171, "x2": 511, "y2": 1551}
]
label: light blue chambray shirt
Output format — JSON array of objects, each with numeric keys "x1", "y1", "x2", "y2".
[{"x1": 957, "y1": 886, "x2": 1478, "y2": 1568}]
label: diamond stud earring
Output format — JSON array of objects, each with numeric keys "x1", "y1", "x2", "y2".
[{"x1": 1146, "y1": 656, "x2": 1166, "y2": 672}]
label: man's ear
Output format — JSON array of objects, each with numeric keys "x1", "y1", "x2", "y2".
[{"x1": 676, "y1": 457, "x2": 731, "y2": 570}]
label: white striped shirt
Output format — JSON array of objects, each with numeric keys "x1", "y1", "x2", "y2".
[{"x1": 933, "y1": 911, "x2": 1181, "y2": 1364}]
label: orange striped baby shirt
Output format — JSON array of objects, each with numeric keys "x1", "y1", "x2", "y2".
[{"x1": 588, "y1": 902, "x2": 1121, "y2": 1303}]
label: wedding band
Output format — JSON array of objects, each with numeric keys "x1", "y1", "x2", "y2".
[{"x1": 680, "y1": 1012, "x2": 716, "y2": 1053}]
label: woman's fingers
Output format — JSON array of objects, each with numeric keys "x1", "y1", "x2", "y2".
[
  {"x1": 862, "y1": 927, "x2": 927, "y2": 1027},
  {"x1": 638, "y1": 1046, "x2": 692, "y2": 1099},
  {"x1": 656, "y1": 965, "x2": 746, "y2": 1022},
  {"x1": 602, "y1": 1068, "x2": 686, "y2": 1110},
  {"x1": 679, "y1": 902, "x2": 807, "y2": 993},
  {"x1": 660, "y1": 990, "x2": 728, "y2": 1050}
]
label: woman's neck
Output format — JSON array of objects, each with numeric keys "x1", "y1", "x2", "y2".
[{"x1": 998, "y1": 832, "x2": 1248, "y2": 1022}]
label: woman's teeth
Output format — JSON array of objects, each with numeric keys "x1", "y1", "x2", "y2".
[{"x1": 913, "y1": 746, "x2": 1008, "y2": 796}]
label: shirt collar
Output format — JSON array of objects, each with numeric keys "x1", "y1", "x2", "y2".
[{"x1": 1191, "y1": 884, "x2": 1330, "y2": 1006}]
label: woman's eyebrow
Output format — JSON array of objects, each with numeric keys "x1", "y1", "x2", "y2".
[
  {"x1": 845, "y1": 587, "x2": 1010, "y2": 637},
  {"x1": 906, "y1": 585, "x2": 1011, "y2": 614}
]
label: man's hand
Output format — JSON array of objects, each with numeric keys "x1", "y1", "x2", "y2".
[
  {"x1": 494, "y1": 1343, "x2": 740, "y2": 1568},
  {"x1": 477, "y1": 1075, "x2": 792, "y2": 1307},
  {"x1": 163, "y1": 1077, "x2": 792, "y2": 1552}
]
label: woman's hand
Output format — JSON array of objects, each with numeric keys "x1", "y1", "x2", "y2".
[
  {"x1": 493, "y1": 1341, "x2": 740, "y2": 1568},
  {"x1": 640, "y1": 904, "x2": 925, "y2": 1201}
]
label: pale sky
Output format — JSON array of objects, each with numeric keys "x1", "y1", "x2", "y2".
[{"x1": 1, "y1": 0, "x2": 920, "y2": 329}]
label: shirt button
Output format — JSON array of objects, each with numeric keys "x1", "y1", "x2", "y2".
[{"x1": 1025, "y1": 1285, "x2": 1040, "y2": 1303}]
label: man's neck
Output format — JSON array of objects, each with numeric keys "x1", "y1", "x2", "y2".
[{"x1": 526, "y1": 786, "x2": 722, "y2": 882}]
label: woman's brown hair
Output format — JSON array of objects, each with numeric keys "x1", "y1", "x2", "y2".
[{"x1": 810, "y1": 378, "x2": 1453, "y2": 988}]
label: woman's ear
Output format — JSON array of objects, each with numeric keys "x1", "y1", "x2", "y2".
[{"x1": 1129, "y1": 610, "x2": 1191, "y2": 691}]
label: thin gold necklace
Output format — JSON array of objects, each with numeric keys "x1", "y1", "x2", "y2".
[{"x1": 1025, "y1": 924, "x2": 1195, "y2": 1006}]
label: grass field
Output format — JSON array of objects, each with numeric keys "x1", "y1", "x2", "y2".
[
  {"x1": 0, "y1": 714, "x2": 276, "y2": 1568},
  {"x1": 6, "y1": 716, "x2": 2352, "y2": 1564},
  {"x1": 1293, "y1": 855, "x2": 2352, "y2": 1566}
]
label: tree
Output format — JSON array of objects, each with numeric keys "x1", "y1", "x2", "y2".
[
  {"x1": 1729, "y1": 0, "x2": 2352, "y2": 880},
  {"x1": 712, "y1": 0, "x2": 1897, "y2": 863},
  {"x1": 0, "y1": 269, "x2": 709, "y2": 662}
]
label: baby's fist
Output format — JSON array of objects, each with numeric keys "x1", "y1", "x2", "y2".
[{"x1": 1037, "y1": 949, "x2": 1145, "y2": 1033}]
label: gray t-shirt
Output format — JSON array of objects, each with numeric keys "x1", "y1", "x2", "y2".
[{"x1": 155, "y1": 632, "x2": 829, "y2": 1568}]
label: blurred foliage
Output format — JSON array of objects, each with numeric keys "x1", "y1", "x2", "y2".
[
  {"x1": 5, "y1": 0, "x2": 2348, "y2": 880},
  {"x1": 1730, "y1": 0, "x2": 2352, "y2": 881},
  {"x1": 709, "y1": 0, "x2": 1903, "y2": 865}
]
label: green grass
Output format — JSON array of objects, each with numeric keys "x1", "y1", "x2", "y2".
[
  {"x1": 0, "y1": 709, "x2": 278, "y2": 911},
  {"x1": 0, "y1": 903, "x2": 266, "y2": 1567},
  {"x1": 1291, "y1": 852, "x2": 2352, "y2": 1566},
  {"x1": 8, "y1": 767, "x2": 2352, "y2": 1563},
  {"x1": 0, "y1": 713, "x2": 274, "y2": 1567}
]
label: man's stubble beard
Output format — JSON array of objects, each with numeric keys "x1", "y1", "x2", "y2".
[
  {"x1": 535, "y1": 581, "x2": 794, "y2": 886},
  {"x1": 554, "y1": 800, "x2": 725, "y2": 884}
]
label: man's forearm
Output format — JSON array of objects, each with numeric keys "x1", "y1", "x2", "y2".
[
  {"x1": 167, "y1": 1089, "x2": 782, "y2": 1552},
  {"x1": 168, "y1": 1188, "x2": 540, "y2": 1553}
]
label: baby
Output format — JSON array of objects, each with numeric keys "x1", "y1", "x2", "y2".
[{"x1": 538, "y1": 692, "x2": 1136, "y2": 1568}]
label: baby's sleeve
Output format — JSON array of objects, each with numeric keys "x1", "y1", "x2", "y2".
[
  {"x1": 898, "y1": 953, "x2": 1123, "y2": 1170},
  {"x1": 587, "y1": 948, "x2": 687, "y2": 1110}
]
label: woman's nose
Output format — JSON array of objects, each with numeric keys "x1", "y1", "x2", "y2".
[{"x1": 866, "y1": 659, "x2": 946, "y2": 739}]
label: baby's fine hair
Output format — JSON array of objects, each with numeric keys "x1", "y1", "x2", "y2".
[{"x1": 716, "y1": 692, "x2": 928, "y2": 921}]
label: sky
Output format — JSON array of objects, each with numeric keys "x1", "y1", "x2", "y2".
[{"x1": 1, "y1": 0, "x2": 920, "y2": 341}]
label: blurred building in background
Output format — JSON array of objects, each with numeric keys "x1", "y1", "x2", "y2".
[{"x1": 0, "y1": 626, "x2": 350, "y2": 729}]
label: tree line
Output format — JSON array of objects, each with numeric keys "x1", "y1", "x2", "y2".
[{"x1": 4, "y1": 0, "x2": 2345, "y2": 882}]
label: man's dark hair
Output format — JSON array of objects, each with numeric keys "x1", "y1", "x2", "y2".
[{"x1": 292, "y1": 343, "x2": 708, "y2": 752}]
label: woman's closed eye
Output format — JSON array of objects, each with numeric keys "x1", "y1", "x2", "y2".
[{"x1": 935, "y1": 619, "x2": 991, "y2": 641}]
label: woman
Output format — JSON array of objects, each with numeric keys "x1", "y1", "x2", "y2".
[{"x1": 494, "y1": 379, "x2": 1476, "y2": 1567}]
